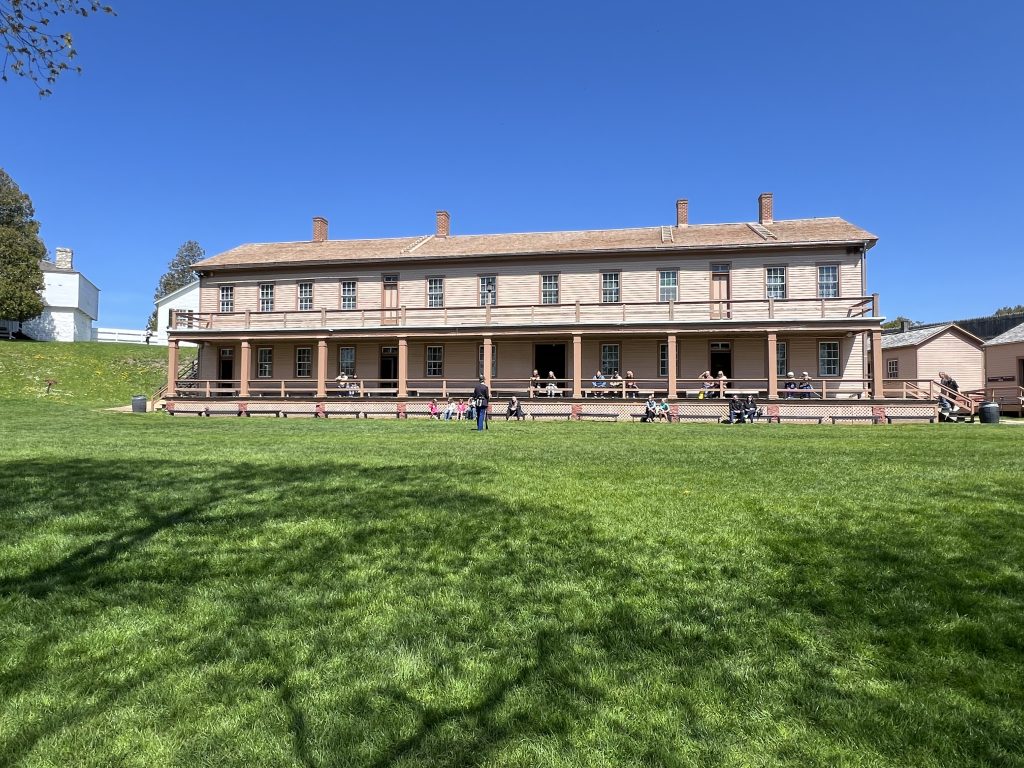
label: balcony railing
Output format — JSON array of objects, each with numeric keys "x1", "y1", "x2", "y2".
[{"x1": 170, "y1": 294, "x2": 880, "y2": 333}]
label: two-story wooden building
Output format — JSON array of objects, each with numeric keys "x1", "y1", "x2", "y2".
[{"x1": 165, "y1": 194, "x2": 914, "y2": 419}]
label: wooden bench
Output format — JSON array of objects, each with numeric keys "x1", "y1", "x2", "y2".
[
  {"x1": 530, "y1": 411, "x2": 571, "y2": 420},
  {"x1": 323, "y1": 409, "x2": 367, "y2": 418},
  {"x1": 675, "y1": 411, "x2": 724, "y2": 423},
  {"x1": 830, "y1": 415, "x2": 880, "y2": 425},
  {"x1": 886, "y1": 414, "x2": 936, "y2": 424},
  {"x1": 578, "y1": 411, "x2": 620, "y2": 421},
  {"x1": 630, "y1": 413, "x2": 672, "y2": 422},
  {"x1": 779, "y1": 415, "x2": 824, "y2": 424}
]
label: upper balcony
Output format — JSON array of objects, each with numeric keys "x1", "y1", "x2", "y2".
[{"x1": 170, "y1": 294, "x2": 879, "y2": 333}]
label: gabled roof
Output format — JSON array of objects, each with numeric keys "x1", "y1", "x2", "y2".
[
  {"x1": 156, "y1": 280, "x2": 200, "y2": 304},
  {"x1": 196, "y1": 217, "x2": 877, "y2": 271},
  {"x1": 984, "y1": 321, "x2": 1024, "y2": 347},
  {"x1": 881, "y1": 323, "x2": 984, "y2": 350}
]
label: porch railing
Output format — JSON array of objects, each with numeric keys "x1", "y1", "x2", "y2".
[
  {"x1": 170, "y1": 294, "x2": 880, "y2": 333},
  {"x1": 883, "y1": 378, "x2": 979, "y2": 416},
  {"x1": 171, "y1": 376, "x2": 884, "y2": 400}
]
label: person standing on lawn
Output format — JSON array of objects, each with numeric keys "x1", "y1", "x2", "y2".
[{"x1": 472, "y1": 375, "x2": 490, "y2": 431}]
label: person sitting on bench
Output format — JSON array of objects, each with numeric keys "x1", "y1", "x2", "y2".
[
  {"x1": 726, "y1": 394, "x2": 746, "y2": 424},
  {"x1": 698, "y1": 370, "x2": 714, "y2": 398},
  {"x1": 545, "y1": 371, "x2": 560, "y2": 397},
  {"x1": 642, "y1": 395, "x2": 659, "y2": 422},
  {"x1": 443, "y1": 398, "x2": 457, "y2": 420},
  {"x1": 743, "y1": 394, "x2": 759, "y2": 423},
  {"x1": 592, "y1": 369, "x2": 606, "y2": 396},
  {"x1": 506, "y1": 396, "x2": 525, "y2": 421},
  {"x1": 784, "y1": 372, "x2": 798, "y2": 398},
  {"x1": 428, "y1": 399, "x2": 441, "y2": 419},
  {"x1": 799, "y1": 372, "x2": 818, "y2": 399},
  {"x1": 624, "y1": 370, "x2": 639, "y2": 397},
  {"x1": 657, "y1": 398, "x2": 672, "y2": 422}
]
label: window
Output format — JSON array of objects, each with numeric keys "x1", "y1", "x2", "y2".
[
  {"x1": 297, "y1": 281, "x2": 313, "y2": 311},
  {"x1": 659, "y1": 343, "x2": 669, "y2": 377},
  {"x1": 886, "y1": 358, "x2": 899, "y2": 379},
  {"x1": 478, "y1": 344, "x2": 497, "y2": 377},
  {"x1": 427, "y1": 277, "x2": 444, "y2": 308},
  {"x1": 601, "y1": 272, "x2": 620, "y2": 303},
  {"x1": 479, "y1": 276, "x2": 497, "y2": 306},
  {"x1": 295, "y1": 347, "x2": 312, "y2": 378},
  {"x1": 341, "y1": 280, "x2": 357, "y2": 310},
  {"x1": 219, "y1": 285, "x2": 234, "y2": 313},
  {"x1": 658, "y1": 270, "x2": 677, "y2": 302},
  {"x1": 259, "y1": 283, "x2": 275, "y2": 312},
  {"x1": 818, "y1": 265, "x2": 839, "y2": 298},
  {"x1": 256, "y1": 348, "x2": 273, "y2": 378},
  {"x1": 339, "y1": 346, "x2": 355, "y2": 376},
  {"x1": 426, "y1": 345, "x2": 444, "y2": 377},
  {"x1": 766, "y1": 267, "x2": 787, "y2": 299},
  {"x1": 818, "y1": 341, "x2": 840, "y2": 377},
  {"x1": 600, "y1": 344, "x2": 620, "y2": 375},
  {"x1": 541, "y1": 274, "x2": 559, "y2": 305},
  {"x1": 776, "y1": 341, "x2": 788, "y2": 378}
]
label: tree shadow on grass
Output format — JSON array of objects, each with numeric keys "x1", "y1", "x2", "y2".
[
  {"x1": 1, "y1": 458, "x2": 1022, "y2": 766},
  {"x1": 754, "y1": 477, "x2": 1024, "y2": 766}
]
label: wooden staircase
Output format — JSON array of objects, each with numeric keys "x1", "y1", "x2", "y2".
[{"x1": 150, "y1": 358, "x2": 198, "y2": 409}]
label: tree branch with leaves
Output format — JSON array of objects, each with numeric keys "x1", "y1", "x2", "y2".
[{"x1": 1, "y1": 0, "x2": 115, "y2": 96}]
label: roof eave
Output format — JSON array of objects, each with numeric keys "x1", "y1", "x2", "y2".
[{"x1": 197, "y1": 237, "x2": 876, "y2": 273}]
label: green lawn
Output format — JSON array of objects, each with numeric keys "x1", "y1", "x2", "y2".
[{"x1": 1, "y1": 343, "x2": 1022, "y2": 767}]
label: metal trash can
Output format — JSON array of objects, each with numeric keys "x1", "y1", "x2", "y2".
[
  {"x1": 978, "y1": 401, "x2": 1000, "y2": 424},
  {"x1": 131, "y1": 395, "x2": 148, "y2": 413}
]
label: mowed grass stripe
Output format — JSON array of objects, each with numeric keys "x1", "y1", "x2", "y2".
[{"x1": 1, "y1": 400, "x2": 1022, "y2": 767}]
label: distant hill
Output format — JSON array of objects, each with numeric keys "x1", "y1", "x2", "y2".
[{"x1": 0, "y1": 341, "x2": 195, "y2": 408}]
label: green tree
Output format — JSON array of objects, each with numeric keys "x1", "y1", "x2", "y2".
[
  {"x1": 148, "y1": 240, "x2": 204, "y2": 330},
  {"x1": 882, "y1": 315, "x2": 918, "y2": 331},
  {"x1": 1, "y1": 1, "x2": 116, "y2": 96},
  {"x1": 994, "y1": 305, "x2": 1024, "y2": 316},
  {"x1": 0, "y1": 167, "x2": 46, "y2": 328}
]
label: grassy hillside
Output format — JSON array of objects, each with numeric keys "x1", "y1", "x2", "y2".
[{"x1": 0, "y1": 340, "x2": 194, "y2": 408}]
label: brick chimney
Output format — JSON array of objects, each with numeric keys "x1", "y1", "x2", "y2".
[
  {"x1": 675, "y1": 199, "x2": 688, "y2": 228},
  {"x1": 55, "y1": 247, "x2": 73, "y2": 270},
  {"x1": 758, "y1": 193, "x2": 773, "y2": 225},
  {"x1": 436, "y1": 210, "x2": 450, "y2": 238},
  {"x1": 312, "y1": 217, "x2": 328, "y2": 242}
]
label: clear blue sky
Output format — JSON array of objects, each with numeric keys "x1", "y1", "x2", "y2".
[{"x1": 4, "y1": 1, "x2": 1022, "y2": 328}]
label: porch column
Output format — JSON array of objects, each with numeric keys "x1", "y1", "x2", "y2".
[
  {"x1": 397, "y1": 337, "x2": 408, "y2": 397},
  {"x1": 482, "y1": 336, "x2": 493, "y2": 387},
  {"x1": 871, "y1": 329, "x2": 884, "y2": 398},
  {"x1": 239, "y1": 340, "x2": 251, "y2": 397},
  {"x1": 667, "y1": 334, "x2": 677, "y2": 398},
  {"x1": 572, "y1": 334, "x2": 582, "y2": 397},
  {"x1": 167, "y1": 340, "x2": 179, "y2": 396},
  {"x1": 766, "y1": 332, "x2": 778, "y2": 399},
  {"x1": 316, "y1": 339, "x2": 328, "y2": 397}
]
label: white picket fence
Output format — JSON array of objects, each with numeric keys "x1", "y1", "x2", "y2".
[{"x1": 92, "y1": 327, "x2": 163, "y2": 345}]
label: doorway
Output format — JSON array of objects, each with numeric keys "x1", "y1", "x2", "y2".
[
  {"x1": 709, "y1": 341, "x2": 732, "y2": 379},
  {"x1": 711, "y1": 264, "x2": 731, "y2": 319},
  {"x1": 534, "y1": 343, "x2": 566, "y2": 382},
  {"x1": 379, "y1": 346, "x2": 398, "y2": 386},
  {"x1": 382, "y1": 274, "x2": 399, "y2": 325},
  {"x1": 218, "y1": 346, "x2": 234, "y2": 393}
]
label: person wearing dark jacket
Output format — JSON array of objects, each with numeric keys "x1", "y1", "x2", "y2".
[
  {"x1": 938, "y1": 371, "x2": 959, "y2": 415},
  {"x1": 472, "y1": 376, "x2": 490, "y2": 431},
  {"x1": 727, "y1": 394, "x2": 746, "y2": 424}
]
